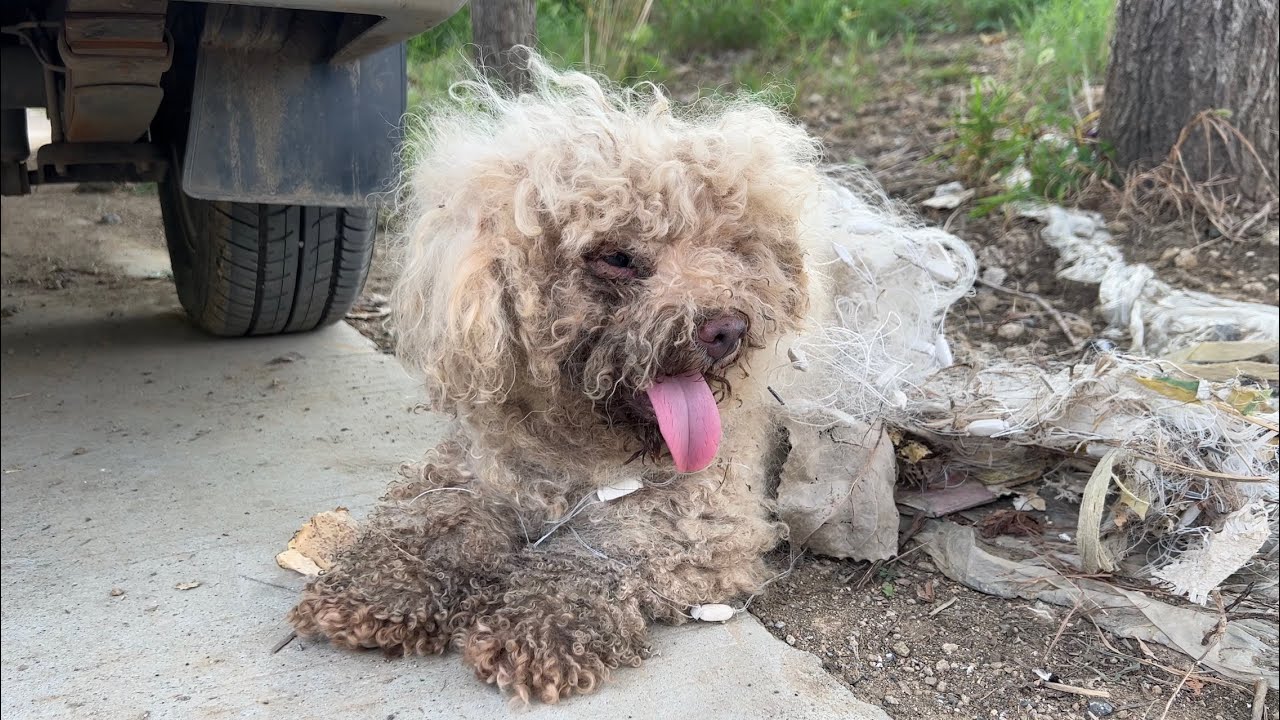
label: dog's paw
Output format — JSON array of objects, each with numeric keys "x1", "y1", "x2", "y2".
[
  {"x1": 459, "y1": 609, "x2": 646, "y2": 704},
  {"x1": 287, "y1": 589, "x2": 449, "y2": 657}
]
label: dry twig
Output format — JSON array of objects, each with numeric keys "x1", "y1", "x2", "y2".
[{"x1": 976, "y1": 277, "x2": 1081, "y2": 347}]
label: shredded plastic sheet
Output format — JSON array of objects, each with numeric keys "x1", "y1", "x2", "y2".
[
  {"x1": 776, "y1": 420, "x2": 898, "y2": 561},
  {"x1": 1153, "y1": 501, "x2": 1273, "y2": 605},
  {"x1": 1020, "y1": 204, "x2": 1279, "y2": 358},
  {"x1": 772, "y1": 180, "x2": 1277, "y2": 602},
  {"x1": 918, "y1": 521, "x2": 1279, "y2": 690}
]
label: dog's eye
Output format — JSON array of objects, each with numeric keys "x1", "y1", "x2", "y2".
[
  {"x1": 587, "y1": 251, "x2": 639, "y2": 280},
  {"x1": 601, "y1": 252, "x2": 632, "y2": 268}
]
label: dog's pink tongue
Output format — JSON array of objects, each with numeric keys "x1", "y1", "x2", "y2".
[{"x1": 646, "y1": 374, "x2": 722, "y2": 473}]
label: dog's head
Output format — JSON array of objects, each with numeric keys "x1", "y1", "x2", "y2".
[{"x1": 394, "y1": 59, "x2": 821, "y2": 471}]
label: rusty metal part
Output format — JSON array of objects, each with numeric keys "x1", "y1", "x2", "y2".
[
  {"x1": 59, "y1": 0, "x2": 172, "y2": 143},
  {"x1": 35, "y1": 141, "x2": 167, "y2": 184}
]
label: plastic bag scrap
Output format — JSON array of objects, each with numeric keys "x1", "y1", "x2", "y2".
[
  {"x1": 1020, "y1": 204, "x2": 1279, "y2": 358},
  {"x1": 769, "y1": 166, "x2": 977, "y2": 561},
  {"x1": 905, "y1": 352, "x2": 1277, "y2": 592},
  {"x1": 776, "y1": 419, "x2": 898, "y2": 561},
  {"x1": 916, "y1": 521, "x2": 1279, "y2": 691},
  {"x1": 771, "y1": 175, "x2": 1278, "y2": 599}
]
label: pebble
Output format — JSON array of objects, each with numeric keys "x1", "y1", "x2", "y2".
[
  {"x1": 785, "y1": 635, "x2": 796, "y2": 646},
  {"x1": 883, "y1": 695, "x2": 900, "y2": 706},
  {"x1": 98, "y1": 212, "x2": 122, "y2": 225},
  {"x1": 924, "y1": 676, "x2": 937, "y2": 686},
  {"x1": 941, "y1": 642, "x2": 960, "y2": 655},
  {"x1": 997, "y1": 322, "x2": 1025, "y2": 340},
  {"x1": 936, "y1": 660, "x2": 951, "y2": 672},
  {"x1": 1087, "y1": 699, "x2": 1115, "y2": 717},
  {"x1": 774, "y1": 621, "x2": 786, "y2": 629},
  {"x1": 892, "y1": 641, "x2": 911, "y2": 658},
  {"x1": 1173, "y1": 249, "x2": 1199, "y2": 269},
  {"x1": 936, "y1": 679, "x2": 948, "y2": 692},
  {"x1": 1241, "y1": 281, "x2": 1266, "y2": 295}
]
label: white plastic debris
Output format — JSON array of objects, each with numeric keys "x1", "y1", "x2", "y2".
[
  {"x1": 596, "y1": 478, "x2": 643, "y2": 502},
  {"x1": 1020, "y1": 203, "x2": 1279, "y2": 357},
  {"x1": 1153, "y1": 501, "x2": 1273, "y2": 605},
  {"x1": 921, "y1": 181, "x2": 975, "y2": 210},
  {"x1": 689, "y1": 603, "x2": 736, "y2": 622}
]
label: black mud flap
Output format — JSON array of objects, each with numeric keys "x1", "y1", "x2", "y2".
[{"x1": 182, "y1": 35, "x2": 405, "y2": 206}]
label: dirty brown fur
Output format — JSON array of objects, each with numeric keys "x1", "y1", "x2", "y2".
[{"x1": 287, "y1": 55, "x2": 828, "y2": 703}]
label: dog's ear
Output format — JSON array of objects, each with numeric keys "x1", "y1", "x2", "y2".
[{"x1": 392, "y1": 208, "x2": 516, "y2": 411}]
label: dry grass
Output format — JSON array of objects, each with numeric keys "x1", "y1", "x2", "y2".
[{"x1": 1121, "y1": 110, "x2": 1279, "y2": 242}]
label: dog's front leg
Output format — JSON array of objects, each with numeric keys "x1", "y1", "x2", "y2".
[
  {"x1": 456, "y1": 477, "x2": 781, "y2": 703},
  {"x1": 287, "y1": 442, "x2": 521, "y2": 657},
  {"x1": 458, "y1": 540, "x2": 649, "y2": 705}
]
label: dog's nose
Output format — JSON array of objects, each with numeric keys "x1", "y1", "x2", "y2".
[{"x1": 696, "y1": 314, "x2": 747, "y2": 361}]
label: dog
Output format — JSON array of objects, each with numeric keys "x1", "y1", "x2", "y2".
[{"x1": 287, "y1": 54, "x2": 839, "y2": 704}]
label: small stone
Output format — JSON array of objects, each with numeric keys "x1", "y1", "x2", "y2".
[
  {"x1": 892, "y1": 641, "x2": 911, "y2": 658},
  {"x1": 774, "y1": 621, "x2": 786, "y2": 629},
  {"x1": 924, "y1": 676, "x2": 937, "y2": 686},
  {"x1": 941, "y1": 642, "x2": 960, "y2": 655},
  {"x1": 98, "y1": 212, "x2": 122, "y2": 225},
  {"x1": 1173, "y1": 249, "x2": 1199, "y2": 269},
  {"x1": 976, "y1": 292, "x2": 1000, "y2": 313},
  {"x1": 1087, "y1": 699, "x2": 1115, "y2": 717},
  {"x1": 1242, "y1": 281, "x2": 1266, "y2": 296},
  {"x1": 109, "y1": 587, "x2": 125, "y2": 597},
  {"x1": 785, "y1": 634, "x2": 796, "y2": 646},
  {"x1": 997, "y1": 322, "x2": 1025, "y2": 340},
  {"x1": 936, "y1": 660, "x2": 950, "y2": 672},
  {"x1": 806, "y1": 93, "x2": 824, "y2": 106},
  {"x1": 936, "y1": 679, "x2": 948, "y2": 692},
  {"x1": 883, "y1": 695, "x2": 900, "y2": 706}
]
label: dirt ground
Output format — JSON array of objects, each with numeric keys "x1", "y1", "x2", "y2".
[{"x1": 5, "y1": 34, "x2": 1275, "y2": 720}]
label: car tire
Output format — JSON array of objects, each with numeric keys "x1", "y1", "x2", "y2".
[{"x1": 157, "y1": 176, "x2": 375, "y2": 337}]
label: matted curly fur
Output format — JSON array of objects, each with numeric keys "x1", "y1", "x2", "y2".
[{"x1": 288, "y1": 53, "x2": 833, "y2": 704}]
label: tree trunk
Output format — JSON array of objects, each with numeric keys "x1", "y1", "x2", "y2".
[
  {"x1": 469, "y1": 0, "x2": 538, "y2": 93},
  {"x1": 1101, "y1": 0, "x2": 1279, "y2": 203}
]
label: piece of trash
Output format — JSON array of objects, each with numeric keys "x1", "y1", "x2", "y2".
[
  {"x1": 689, "y1": 603, "x2": 735, "y2": 622},
  {"x1": 275, "y1": 508, "x2": 359, "y2": 577},
  {"x1": 1153, "y1": 501, "x2": 1272, "y2": 605},
  {"x1": 921, "y1": 182, "x2": 975, "y2": 210},
  {"x1": 1020, "y1": 204, "x2": 1278, "y2": 356},
  {"x1": 917, "y1": 521, "x2": 1278, "y2": 690},
  {"x1": 777, "y1": 420, "x2": 898, "y2": 561},
  {"x1": 174, "y1": 581, "x2": 201, "y2": 591},
  {"x1": 596, "y1": 478, "x2": 643, "y2": 502},
  {"x1": 898, "y1": 477, "x2": 1000, "y2": 518},
  {"x1": 1011, "y1": 493, "x2": 1046, "y2": 512},
  {"x1": 786, "y1": 346, "x2": 809, "y2": 371}
]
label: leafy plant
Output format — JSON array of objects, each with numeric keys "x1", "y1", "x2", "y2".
[{"x1": 939, "y1": 78, "x2": 1113, "y2": 213}]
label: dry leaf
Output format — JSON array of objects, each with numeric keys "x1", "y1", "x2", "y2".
[
  {"x1": 897, "y1": 440, "x2": 931, "y2": 464},
  {"x1": 917, "y1": 578, "x2": 936, "y2": 603},
  {"x1": 275, "y1": 508, "x2": 359, "y2": 576}
]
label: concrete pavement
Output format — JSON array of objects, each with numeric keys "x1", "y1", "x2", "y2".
[{"x1": 0, "y1": 193, "x2": 889, "y2": 720}]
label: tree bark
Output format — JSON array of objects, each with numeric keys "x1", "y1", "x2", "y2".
[
  {"x1": 469, "y1": 0, "x2": 538, "y2": 93},
  {"x1": 1101, "y1": 0, "x2": 1279, "y2": 203}
]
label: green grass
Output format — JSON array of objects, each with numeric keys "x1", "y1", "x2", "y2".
[
  {"x1": 1016, "y1": 0, "x2": 1116, "y2": 110},
  {"x1": 406, "y1": 0, "x2": 1119, "y2": 208},
  {"x1": 407, "y1": 0, "x2": 1044, "y2": 106}
]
